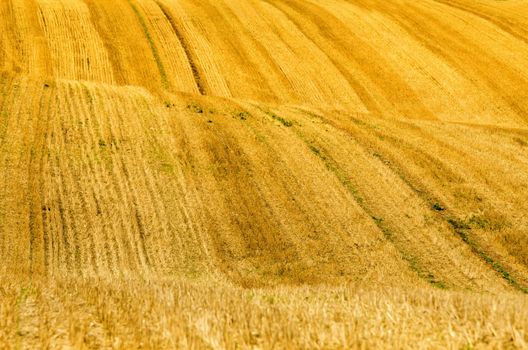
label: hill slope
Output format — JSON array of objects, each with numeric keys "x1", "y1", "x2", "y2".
[{"x1": 1, "y1": 0, "x2": 528, "y2": 348}]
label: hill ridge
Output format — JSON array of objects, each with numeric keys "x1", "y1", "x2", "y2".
[{"x1": 1, "y1": 0, "x2": 528, "y2": 348}]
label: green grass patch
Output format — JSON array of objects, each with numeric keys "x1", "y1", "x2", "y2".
[
  {"x1": 257, "y1": 107, "x2": 293, "y2": 127},
  {"x1": 305, "y1": 138, "x2": 447, "y2": 289},
  {"x1": 164, "y1": 101, "x2": 175, "y2": 109},
  {"x1": 306, "y1": 141, "x2": 364, "y2": 205},
  {"x1": 271, "y1": 113, "x2": 293, "y2": 127},
  {"x1": 447, "y1": 217, "x2": 528, "y2": 293},
  {"x1": 432, "y1": 202, "x2": 445, "y2": 211},
  {"x1": 237, "y1": 111, "x2": 251, "y2": 120},
  {"x1": 447, "y1": 218, "x2": 470, "y2": 231},
  {"x1": 187, "y1": 103, "x2": 203, "y2": 114},
  {"x1": 405, "y1": 255, "x2": 447, "y2": 290},
  {"x1": 466, "y1": 213, "x2": 508, "y2": 231},
  {"x1": 160, "y1": 162, "x2": 174, "y2": 173}
]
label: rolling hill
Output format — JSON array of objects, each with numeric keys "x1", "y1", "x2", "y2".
[{"x1": 1, "y1": 0, "x2": 528, "y2": 348}]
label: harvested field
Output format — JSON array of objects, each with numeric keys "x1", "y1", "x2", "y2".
[{"x1": 1, "y1": 0, "x2": 528, "y2": 348}]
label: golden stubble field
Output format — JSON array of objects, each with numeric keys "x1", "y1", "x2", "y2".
[{"x1": 1, "y1": 0, "x2": 528, "y2": 348}]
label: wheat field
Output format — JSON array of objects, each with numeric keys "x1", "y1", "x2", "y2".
[{"x1": 1, "y1": 0, "x2": 528, "y2": 348}]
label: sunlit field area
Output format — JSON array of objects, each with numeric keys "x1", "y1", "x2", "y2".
[{"x1": 1, "y1": 0, "x2": 528, "y2": 348}]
